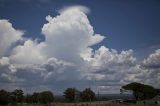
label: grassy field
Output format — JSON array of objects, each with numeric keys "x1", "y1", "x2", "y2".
[{"x1": 7, "y1": 100, "x2": 158, "y2": 106}]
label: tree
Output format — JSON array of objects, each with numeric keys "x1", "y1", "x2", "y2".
[
  {"x1": 38, "y1": 91, "x2": 54, "y2": 104},
  {"x1": 11, "y1": 89, "x2": 24, "y2": 103},
  {"x1": 80, "y1": 88, "x2": 95, "y2": 102},
  {"x1": 122, "y1": 82, "x2": 157, "y2": 100},
  {"x1": 0, "y1": 90, "x2": 9, "y2": 105},
  {"x1": 64, "y1": 88, "x2": 76, "y2": 102}
]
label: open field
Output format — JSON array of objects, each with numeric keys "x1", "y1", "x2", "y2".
[{"x1": 6, "y1": 100, "x2": 159, "y2": 106}]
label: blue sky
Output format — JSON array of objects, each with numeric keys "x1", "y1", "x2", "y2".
[
  {"x1": 0, "y1": 0, "x2": 160, "y2": 94},
  {"x1": 1, "y1": 0, "x2": 160, "y2": 52}
]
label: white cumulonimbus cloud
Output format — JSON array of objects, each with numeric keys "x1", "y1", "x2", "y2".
[
  {"x1": 41, "y1": 5, "x2": 105, "y2": 64},
  {"x1": 0, "y1": 5, "x2": 159, "y2": 93},
  {"x1": 10, "y1": 5, "x2": 105, "y2": 65}
]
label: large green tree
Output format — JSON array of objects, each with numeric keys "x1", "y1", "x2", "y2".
[
  {"x1": 80, "y1": 88, "x2": 95, "y2": 102},
  {"x1": 122, "y1": 82, "x2": 157, "y2": 100}
]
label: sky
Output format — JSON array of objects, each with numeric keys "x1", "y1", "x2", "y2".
[{"x1": 0, "y1": 0, "x2": 160, "y2": 94}]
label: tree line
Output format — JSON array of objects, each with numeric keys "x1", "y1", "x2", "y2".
[
  {"x1": 0, "y1": 88, "x2": 95, "y2": 105},
  {"x1": 0, "y1": 89, "x2": 54, "y2": 105},
  {"x1": 0, "y1": 82, "x2": 160, "y2": 105}
]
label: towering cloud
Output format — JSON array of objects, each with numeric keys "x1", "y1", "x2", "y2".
[
  {"x1": 41, "y1": 5, "x2": 105, "y2": 64},
  {"x1": 9, "y1": 5, "x2": 105, "y2": 65}
]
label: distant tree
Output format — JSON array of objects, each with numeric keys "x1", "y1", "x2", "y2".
[
  {"x1": 38, "y1": 91, "x2": 54, "y2": 104},
  {"x1": 80, "y1": 88, "x2": 95, "y2": 102},
  {"x1": 11, "y1": 89, "x2": 24, "y2": 103},
  {"x1": 64, "y1": 88, "x2": 77, "y2": 102},
  {"x1": 0, "y1": 90, "x2": 10, "y2": 105},
  {"x1": 122, "y1": 82, "x2": 157, "y2": 100}
]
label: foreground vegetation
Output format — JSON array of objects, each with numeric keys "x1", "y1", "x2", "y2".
[{"x1": 0, "y1": 82, "x2": 159, "y2": 105}]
